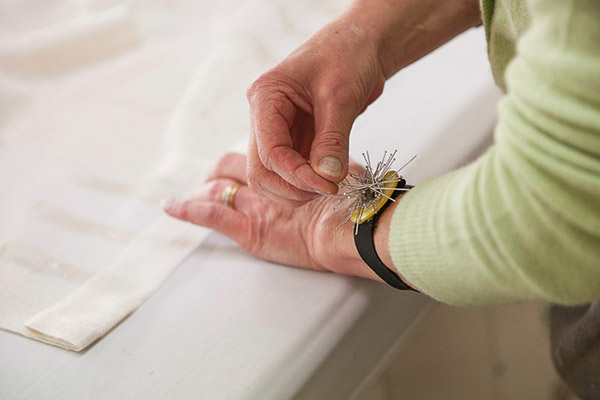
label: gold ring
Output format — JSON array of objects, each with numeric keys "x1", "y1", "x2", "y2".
[{"x1": 222, "y1": 182, "x2": 241, "y2": 208}]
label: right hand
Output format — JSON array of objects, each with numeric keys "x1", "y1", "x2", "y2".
[{"x1": 246, "y1": 13, "x2": 386, "y2": 206}]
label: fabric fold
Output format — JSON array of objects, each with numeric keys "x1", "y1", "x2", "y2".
[
  {"x1": 0, "y1": 0, "x2": 349, "y2": 351},
  {"x1": 24, "y1": 217, "x2": 208, "y2": 351}
]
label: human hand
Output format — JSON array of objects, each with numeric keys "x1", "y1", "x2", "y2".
[
  {"x1": 246, "y1": 13, "x2": 386, "y2": 206},
  {"x1": 245, "y1": 0, "x2": 482, "y2": 207},
  {"x1": 163, "y1": 153, "x2": 411, "y2": 284}
]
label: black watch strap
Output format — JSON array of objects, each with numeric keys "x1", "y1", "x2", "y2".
[{"x1": 354, "y1": 181, "x2": 415, "y2": 291}]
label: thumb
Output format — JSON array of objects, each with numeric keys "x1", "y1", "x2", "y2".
[{"x1": 310, "y1": 96, "x2": 358, "y2": 182}]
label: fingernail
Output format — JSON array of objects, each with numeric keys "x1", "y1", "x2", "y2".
[
  {"x1": 161, "y1": 198, "x2": 177, "y2": 212},
  {"x1": 318, "y1": 156, "x2": 342, "y2": 178}
]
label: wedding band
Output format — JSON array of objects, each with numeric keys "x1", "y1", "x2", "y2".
[{"x1": 222, "y1": 182, "x2": 241, "y2": 208}]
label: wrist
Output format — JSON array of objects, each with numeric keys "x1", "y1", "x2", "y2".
[
  {"x1": 313, "y1": 193, "x2": 415, "y2": 289},
  {"x1": 319, "y1": 208, "x2": 378, "y2": 280}
]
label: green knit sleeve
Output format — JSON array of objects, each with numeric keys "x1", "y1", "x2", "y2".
[{"x1": 389, "y1": 0, "x2": 600, "y2": 306}]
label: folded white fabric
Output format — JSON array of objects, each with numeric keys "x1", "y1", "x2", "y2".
[{"x1": 0, "y1": 0, "x2": 348, "y2": 351}]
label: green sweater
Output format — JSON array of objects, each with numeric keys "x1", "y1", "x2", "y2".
[{"x1": 389, "y1": 0, "x2": 600, "y2": 306}]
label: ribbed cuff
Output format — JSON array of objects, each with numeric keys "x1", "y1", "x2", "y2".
[{"x1": 388, "y1": 170, "x2": 466, "y2": 304}]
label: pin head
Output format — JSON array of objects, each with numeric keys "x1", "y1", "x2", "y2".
[
  {"x1": 327, "y1": 150, "x2": 416, "y2": 234},
  {"x1": 350, "y1": 171, "x2": 400, "y2": 224}
]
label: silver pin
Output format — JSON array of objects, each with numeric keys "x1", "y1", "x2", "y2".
[{"x1": 327, "y1": 151, "x2": 416, "y2": 232}]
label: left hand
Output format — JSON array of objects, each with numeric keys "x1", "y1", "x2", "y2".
[{"x1": 162, "y1": 153, "x2": 389, "y2": 281}]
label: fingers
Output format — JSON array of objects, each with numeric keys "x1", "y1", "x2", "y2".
[
  {"x1": 247, "y1": 133, "x2": 322, "y2": 207},
  {"x1": 206, "y1": 152, "x2": 312, "y2": 207},
  {"x1": 309, "y1": 89, "x2": 360, "y2": 183},
  {"x1": 206, "y1": 152, "x2": 248, "y2": 184},
  {"x1": 163, "y1": 198, "x2": 249, "y2": 245},
  {"x1": 248, "y1": 82, "x2": 339, "y2": 199},
  {"x1": 195, "y1": 179, "x2": 254, "y2": 212}
]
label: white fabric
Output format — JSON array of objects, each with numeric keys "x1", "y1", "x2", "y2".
[
  {"x1": 0, "y1": 7, "x2": 500, "y2": 396},
  {"x1": 0, "y1": 0, "x2": 348, "y2": 351}
]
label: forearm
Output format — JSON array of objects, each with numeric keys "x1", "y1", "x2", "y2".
[
  {"x1": 341, "y1": 0, "x2": 482, "y2": 78},
  {"x1": 386, "y1": 0, "x2": 600, "y2": 306}
]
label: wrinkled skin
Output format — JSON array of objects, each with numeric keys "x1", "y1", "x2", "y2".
[
  {"x1": 164, "y1": 153, "x2": 382, "y2": 281},
  {"x1": 245, "y1": 17, "x2": 385, "y2": 206},
  {"x1": 164, "y1": 0, "x2": 482, "y2": 286}
]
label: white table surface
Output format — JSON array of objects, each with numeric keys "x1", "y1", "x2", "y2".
[{"x1": 0, "y1": 27, "x2": 501, "y2": 400}]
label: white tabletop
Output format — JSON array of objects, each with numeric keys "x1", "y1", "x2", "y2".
[{"x1": 0, "y1": 25, "x2": 501, "y2": 399}]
